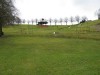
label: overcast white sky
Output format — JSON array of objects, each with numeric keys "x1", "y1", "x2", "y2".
[{"x1": 15, "y1": 0, "x2": 100, "y2": 20}]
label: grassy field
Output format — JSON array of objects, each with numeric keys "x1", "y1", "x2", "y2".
[{"x1": 0, "y1": 20, "x2": 100, "y2": 75}]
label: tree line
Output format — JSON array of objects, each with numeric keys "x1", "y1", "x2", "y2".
[{"x1": 16, "y1": 16, "x2": 88, "y2": 25}]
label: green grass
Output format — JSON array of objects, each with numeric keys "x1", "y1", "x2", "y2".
[
  {"x1": 3, "y1": 20, "x2": 100, "y2": 40},
  {"x1": 0, "y1": 20, "x2": 100, "y2": 75}
]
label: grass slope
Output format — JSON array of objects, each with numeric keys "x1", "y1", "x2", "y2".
[
  {"x1": 3, "y1": 20, "x2": 100, "y2": 40},
  {"x1": 0, "y1": 20, "x2": 100, "y2": 75}
]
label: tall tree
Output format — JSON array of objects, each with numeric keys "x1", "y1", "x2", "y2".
[
  {"x1": 96, "y1": 8, "x2": 100, "y2": 20},
  {"x1": 59, "y1": 18, "x2": 63, "y2": 25},
  {"x1": 15, "y1": 17, "x2": 21, "y2": 24},
  {"x1": 22, "y1": 19, "x2": 26, "y2": 24},
  {"x1": 31, "y1": 19, "x2": 34, "y2": 25},
  {"x1": 75, "y1": 15, "x2": 80, "y2": 24},
  {"x1": 70, "y1": 16, "x2": 74, "y2": 25},
  {"x1": 27, "y1": 20, "x2": 30, "y2": 24},
  {"x1": 35, "y1": 19, "x2": 38, "y2": 25},
  {"x1": 81, "y1": 16, "x2": 88, "y2": 21},
  {"x1": 54, "y1": 18, "x2": 58, "y2": 26},
  {"x1": 64, "y1": 17, "x2": 68, "y2": 25},
  {"x1": 0, "y1": 0, "x2": 17, "y2": 36},
  {"x1": 48, "y1": 18, "x2": 52, "y2": 25}
]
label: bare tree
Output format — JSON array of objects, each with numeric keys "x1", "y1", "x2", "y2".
[
  {"x1": 96, "y1": 8, "x2": 100, "y2": 19},
  {"x1": 79, "y1": 16, "x2": 88, "y2": 23},
  {"x1": 82, "y1": 16, "x2": 88, "y2": 21},
  {"x1": 54, "y1": 18, "x2": 58, "y2": 26},
  {"x1": 31, "y1": 19, "x2": 34, "y2": 25},
  {"x1": 69, "y1": 16, "x2": 74, "y2": 25},
  {"x1": 59, "y1": 18, "x2": 63, "y2": 25},
  {"x1": 27, "y1": 20, "x2": 30, "y2": 24},
  {"x1": 35, "y1": 19, "x2": 38, "y2": 25},
  {"x1": 48, "y1": 18, "x2": 52, "y2": 25},
  {"x1": 15, "y1": 17, "x2": 21, "y2": 24},
  {"x1": 64, "y1": 17, "x2": 68, "y2": 25},
  {"x1": 22, "y1": 19, "x2": 25, "y2": 24},
  {"x1": 75, "y1": 15, "x2": 80, "y2": 24}
]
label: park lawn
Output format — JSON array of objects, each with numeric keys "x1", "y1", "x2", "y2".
[
  {"x1": 0, "y1": 36, "x2": 100, "y2": 75},
  {"x1": 0, "y1": 20, "x2": 100, "y2": 75}
]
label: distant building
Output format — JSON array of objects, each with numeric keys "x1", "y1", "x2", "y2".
[{"x1": 37, "y1": 18, "x2": 48, "y2": 25}]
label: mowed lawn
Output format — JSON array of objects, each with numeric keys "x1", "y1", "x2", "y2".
[{"x1": 0, "y1": 22, "x2": 100, "y2": 75}]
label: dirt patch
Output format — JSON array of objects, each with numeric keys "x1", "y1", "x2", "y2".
[{"x1": 91, "y1": 23, "x2": 100, "y2": 31}]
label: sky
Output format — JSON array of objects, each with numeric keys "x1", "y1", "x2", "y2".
[{"x1": 15, "y1": 0, "x2": 100, "y2": 20}]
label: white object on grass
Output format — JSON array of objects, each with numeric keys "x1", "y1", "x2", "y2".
[{"x1": 53, "y1": 32, "x2": 56, "y2": 35}]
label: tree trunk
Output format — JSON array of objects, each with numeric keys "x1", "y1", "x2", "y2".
[
  {"x1": 55, "y1": 22, "x2": 56, "y2": 26},
  {"x1": 61, "y1": 22, "x2": 62, "y2": 25},
  {"x1": 98, "y1": 16, "x2": 100, "y2": 19},
  {"x1": 66, "y1": 22, "x2": 67, "y2": 25},
  {"x1": 0, "y1": 24, "x2": 4, "y2": 37},
  {"x1": 50, "y1": 22, "x2": 51, "y2": 26}
]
